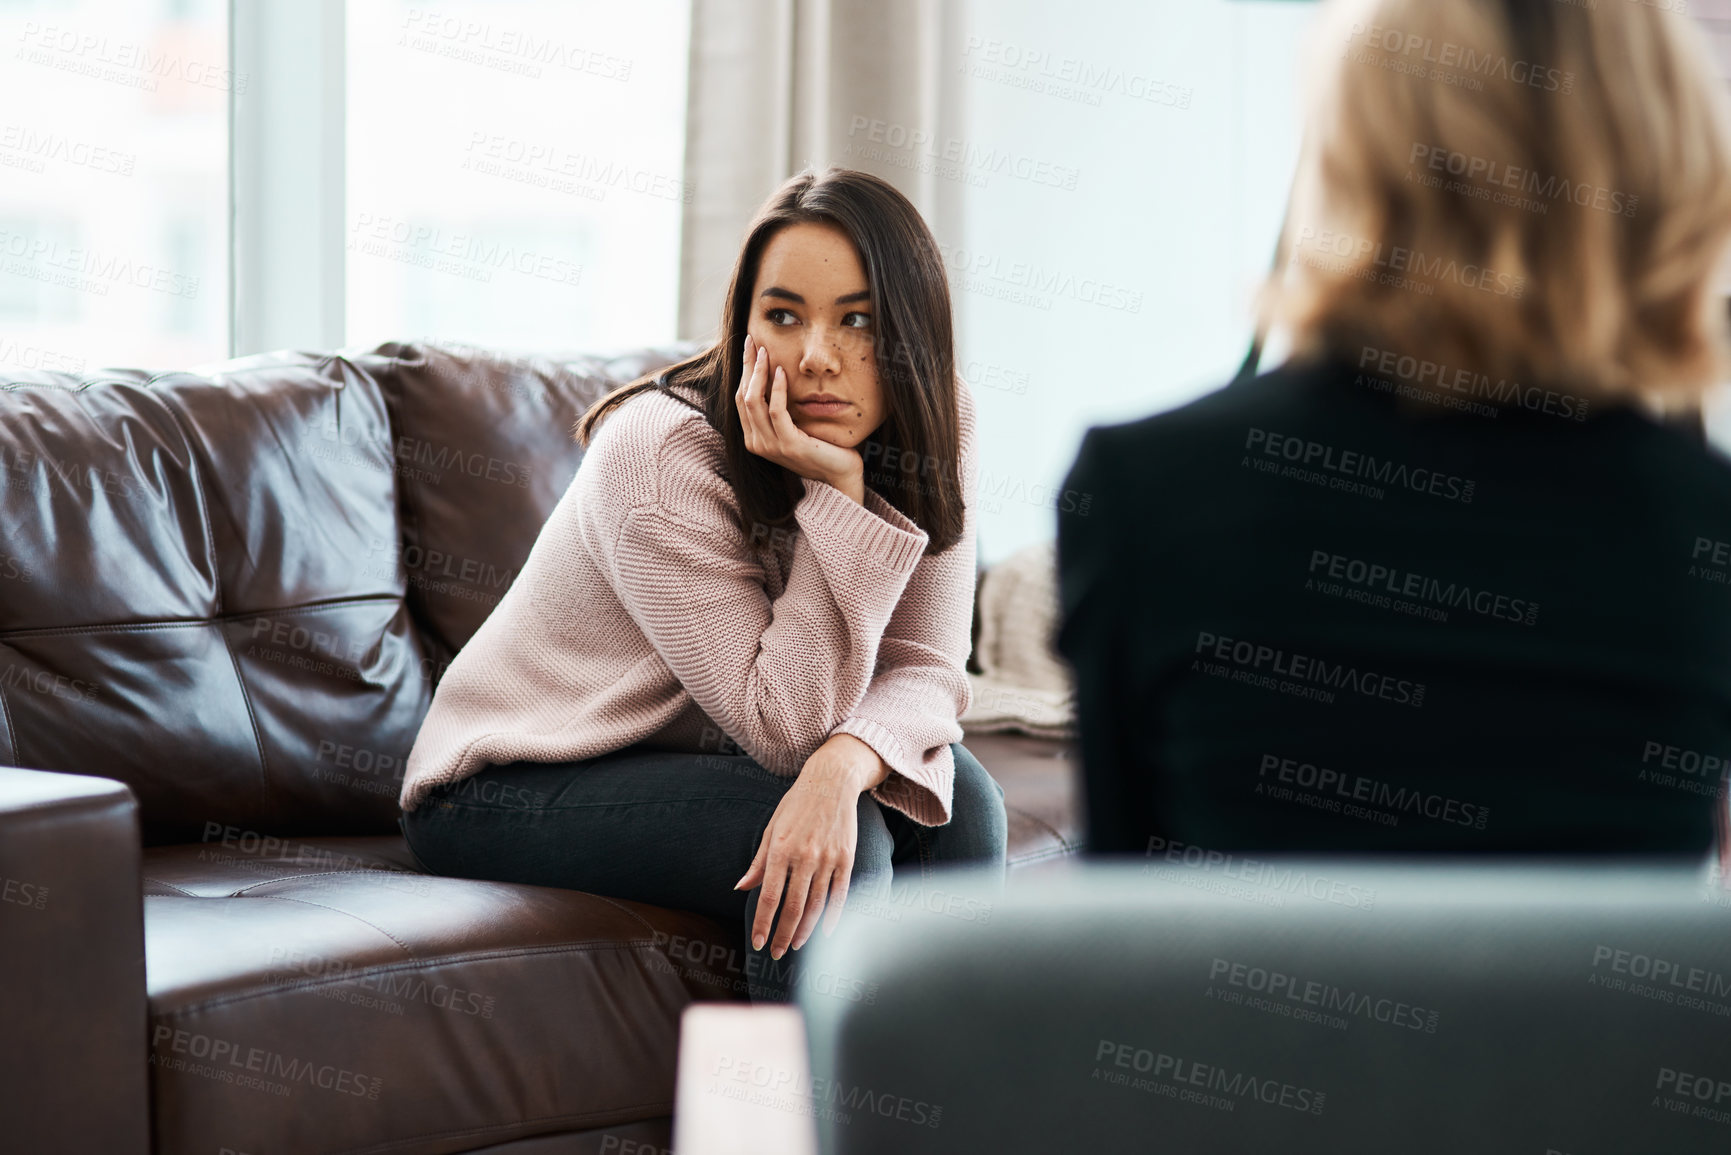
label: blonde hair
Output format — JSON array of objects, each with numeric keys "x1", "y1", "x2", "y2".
[{"x1": 1263, "y1": 0, "x2": 1731, "y2": 405}]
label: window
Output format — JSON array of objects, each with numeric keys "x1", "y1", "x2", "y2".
[
  {"x1": 0, "y1": 0, "x2": 230, "y2": 373},
  {"x1": 344, "y1": 0, "x2": 692, "y2": 354},
  {"x1": 946, "y1": 0, "x2": 1313, "y2": 563}
]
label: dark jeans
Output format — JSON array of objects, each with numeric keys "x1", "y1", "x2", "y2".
[{"x1": 399, "y1": 742, "x2": 1008, "y2": 1003}]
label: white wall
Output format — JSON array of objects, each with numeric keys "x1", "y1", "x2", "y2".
[{"x1": 947, "y1": 0, "x2": 1319, "y2": 566}]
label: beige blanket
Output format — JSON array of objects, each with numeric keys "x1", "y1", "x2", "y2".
[{"x1": 960, "y1": 540, "x2": 1077, "y2": 739}]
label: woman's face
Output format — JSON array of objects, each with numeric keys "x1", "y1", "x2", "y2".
[{"x1": 746, "y1": 222, "x2": 886, "y2": 449}]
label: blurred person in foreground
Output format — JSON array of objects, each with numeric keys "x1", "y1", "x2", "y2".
[{"x1": 1058, "y1": 0, "x2": 1731, "y2": 866}]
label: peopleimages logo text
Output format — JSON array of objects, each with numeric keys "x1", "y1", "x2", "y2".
[
  {"x1": 1409, "y1": 144, "x2": 1637, "y2": 218},
  {"x1": 1347, "y1": 21, "x2": 1574, "y2": 94},
  {"x1": 1094, "y1": 1038, "x2": 1326, "y2": 1114},
  {"x1": 1259, "y1": 754, "x2": 1489, "y2": 830},
  {"x1": 1244, "y1": 428, "x2": 1475, "y2": 503},
  {"x1": 1359, "y1": 345, "x2": 1589, "y2": 421},
  {"x1": 1592, "y1": 946, "x2": 1731, "y2": 1000},
  {"x1": 1208, "y1": 957, "x2": 1441, "y2": 1032},
  {"x1": 1293, "y1": 226, "x2": 1525, "y2": 298},
  {"x1": 1195, "y1": 630, "x2": 1426, "y2": 709},
  {"x1": 1308, "y1": 550, "x2": 1540, "y2": 626},
  {"x1": 1145, "y1": 836, "x2": 1378, "y2": 910}
]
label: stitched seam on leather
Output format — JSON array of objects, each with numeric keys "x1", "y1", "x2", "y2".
[
  {"x1": 218, "y1": 623, "x2": 275, "y2": 817},
  {"x1": 1, "y1": 380, "x2": 118, "y2": 391},
  {"x1": 239, "y1": 894, "x2": 417, "y2": 957},
  {"x1": 161, "y1": 939, "x2": 676, "y2": 1017},
  {"x1": 150, "y1": 382, "x2": 278, "y2": 813},
  {"x1": 1009, "y1": 845, "x2": 1078, "y2": 865},
  {"x1": 228, "y1": 867, "x2": 422, "y2": 893},
  {"x1": 587, "y1": 892, "x2": 659, "y2": 938},
  {"x1": 331, "y1": 1105, "x2": 676, "y2": 1155},
  {"x1": 0, "y1": 594, "x2": 403, "y2": 641},
  {"x1": 1006, "y1": 803, "x2": 1070, "y2": 848},
  {"x1": 141, "y1": 877, "x2": 199, "y2": 896},
  {"x1": 374, "y1": 346, "x2": 444, "y2": 659},
  {"x1": 0, "y1": 679, "x2": 16, "y2": 766},
  {"x1": 151, "y1": 386, "x2": 223, "y2": 615}
]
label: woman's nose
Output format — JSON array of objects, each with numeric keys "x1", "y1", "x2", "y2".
[{"x1": 799, "y1": 330, "x2": 843, "y2": 376}]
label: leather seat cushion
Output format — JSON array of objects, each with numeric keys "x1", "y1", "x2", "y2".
[
  {"x1": 138, "y1": 736, "x2": 1079, "y2": 1152},
  {"x1": 142, "y1": 835, "x2": 745, "y2": 1155},
  {"x1": 962, "y1": 732, "x2": 1082, "y2": 868}
]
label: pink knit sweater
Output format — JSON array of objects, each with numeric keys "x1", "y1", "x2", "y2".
[{"x1": 398, "y1": 377, "x2": 977, "y2": 826}]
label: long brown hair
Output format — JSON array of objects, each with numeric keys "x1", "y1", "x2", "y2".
[{"x1": 574, "y1": 167, "x2": 964, "y2": 554}]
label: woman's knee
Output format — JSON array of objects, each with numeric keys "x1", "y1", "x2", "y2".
[
  {"x1": 948, "y1": 742, "x2": 1009, "y2": 850},
  {"x1": 851, "y1": 794, "x2": 895, "y2": 893},
  {"x1": 952, "y1": 743, "x2": 1006, "y2": 811}
]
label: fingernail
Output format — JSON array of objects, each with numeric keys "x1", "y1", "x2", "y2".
[{"x1": 752, "y1": 935, "x2": 764, "y2": 951}]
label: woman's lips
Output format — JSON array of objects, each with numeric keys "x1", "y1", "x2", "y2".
[{"x1": 793, "y1": 399, "x2": 852, "y2": 416}]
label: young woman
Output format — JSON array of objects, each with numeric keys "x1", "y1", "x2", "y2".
[{"x1": 397, "y1": 167, "x2": 1007, "y2": 1003}]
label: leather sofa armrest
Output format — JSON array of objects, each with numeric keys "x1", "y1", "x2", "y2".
[{"x1": 0, "y1": 767, "x2": 149, "y2": 1154}]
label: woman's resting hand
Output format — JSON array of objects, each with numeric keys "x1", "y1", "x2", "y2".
[{"x1": 735, "y1": 733, "x2": 891, "y2": 960}]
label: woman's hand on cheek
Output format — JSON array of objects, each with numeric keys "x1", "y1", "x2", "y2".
[{"x1": 737, "y1": 333, "x2": 866, "y2": 503}]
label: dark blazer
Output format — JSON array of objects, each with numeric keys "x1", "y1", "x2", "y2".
[{"x1": 1055, "y1": 355, "x2": 1731, "y2": 858}]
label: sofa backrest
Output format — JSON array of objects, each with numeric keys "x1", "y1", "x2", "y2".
[{"x1": 0, "y1": 339, "x2": 695, "y2": 842}]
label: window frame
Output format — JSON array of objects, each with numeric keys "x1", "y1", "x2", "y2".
[{"x1": 228, "y1": 0, "x2": 346, "y2": 357}]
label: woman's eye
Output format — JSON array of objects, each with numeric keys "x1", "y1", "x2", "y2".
[
  {"x1": 765, "y1": 308, "x2": 797, "y2": 325},
  {"x1": 843, "y1": 312, "x2": 873, "y2": 329}
]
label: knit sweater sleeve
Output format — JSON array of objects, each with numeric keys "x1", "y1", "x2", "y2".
[
  {"x1": 588, "y1": 403, "x2": 931, "y2": 779},
  {"x1": 830, "y1": 378, "x2": 979, "y2": 826}
]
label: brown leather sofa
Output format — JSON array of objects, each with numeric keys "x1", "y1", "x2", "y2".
[{"x1": 0, "y1": 341, "x2": 1079, "y2": 1155}]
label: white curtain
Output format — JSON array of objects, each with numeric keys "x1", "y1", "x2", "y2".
[{"x1": 676, "y1": 0, "x2": 963, "y2": 339}]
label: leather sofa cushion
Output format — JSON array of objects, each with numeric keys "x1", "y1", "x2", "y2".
[
  {"x1": 0, "y1": 343, "x2": 699, "y2": 845},
  {"x1": 350, "y1": 342, "x2": 701, "y2": 662},
  {"x1": 135, "y1": 729, "x2": 1079, "y2": 1153},
  {"x1": 0, "y1": 353, "x2": 432, "y2": 843},
  {"x1": 963, "y1": 732, "x2": 1082, "y2": 868},
  {"x1": 142, "y1": 835, "x2": 745, "y2": 1155}
]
